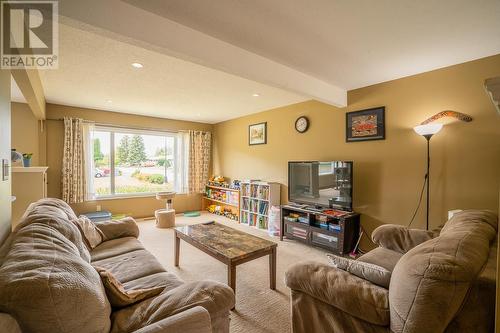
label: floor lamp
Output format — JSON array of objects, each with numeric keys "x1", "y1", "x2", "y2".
[{"x1": 413, "y1": 123, "x2": 443, "y2": 230}]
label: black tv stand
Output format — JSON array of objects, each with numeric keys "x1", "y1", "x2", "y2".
[
  {"x1": 280, "y1": 204, "x2": 360, "y2": 255},
  {"x1": 304, "y1": 205, "x2": 324, "y2": 212}
]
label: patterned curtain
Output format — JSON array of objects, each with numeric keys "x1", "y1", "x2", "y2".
[
  {"x1": 62, "y1": 117, "x2": 86, "y2": 203},
  {"x1": 188, "y1": 130, "x2": 211, "y2": 194}
]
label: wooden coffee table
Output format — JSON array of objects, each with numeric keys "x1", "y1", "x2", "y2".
[{"x1": 174, "y1": 222, "x2": 277, "y2": 298}]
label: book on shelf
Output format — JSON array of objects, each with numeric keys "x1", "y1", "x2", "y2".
[
  {"x1": 241, "y1": 183, "x2": 250, "y2": 197},
  {"x1": 250, "y1": 200, "x2": 258, "y2": 213},
  {"x1": 259, "y1": 201, "x2": 269, "y2": 215},
  {"x1": 258, "y1": 215, "x2": 267, "y2": 229},
  {"x1": 259, "y1": 186, "x2": 269, "y2": 200},
  {"x1": 239, "y1": 181, "x2": 280, "y2": 231},
  {"x1": 204, "y1": 186, "x2": 239, "y2": 206}
]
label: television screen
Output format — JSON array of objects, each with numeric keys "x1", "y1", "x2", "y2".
[{"x1": 288, "y1": 161, "x2": 353, "y2": 211}]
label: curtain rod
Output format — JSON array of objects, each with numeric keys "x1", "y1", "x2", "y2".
[{"x1": 46, "y1": 118, "x2": 181, "y2": 134}]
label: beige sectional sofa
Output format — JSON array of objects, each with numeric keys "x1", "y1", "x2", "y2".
[
  {"x1": 286, "y1": 210, "x2": 498, "y2": 333},
  {"x1": 0, "y1": 198, "x2": 235, "y2": 333}
]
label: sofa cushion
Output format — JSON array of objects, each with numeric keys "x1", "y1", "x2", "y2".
[
  {"x1": 95, "y1": 217, "x2": 140, "y2": 241},
  {"x1": 73, "y1": 215, "x2": 104, "y2": 249},
  {"x1": 123, "y1": 272, "x2": 184, "y2": 292},
  {"x1": 358, "y1": 247, "x2": 403, "y2": 272},
  {"x1": 95, "y1": 266, "x2": 165, "y2": 308},
  {"x1": 389, "y1": 210, "x2": 497, "y2": 333},
  {"x1": 327, "y1": 253, "x2": 392, "y2": 288},
  {"x1": 0, "y1": 221, "x2": 111, "y2": 333},
  {"x1": 110, "y1": 280, "x2": 235, "y2": 333},
  {"x1": 285, "y1": 261, "x2": 390, "y2": 325},
  {"x1": 92, "y1": 249, "x2": 167, "y2": 283},
  {"x1": 91, "y1": 237, "x2": 145, "y2": 262}
]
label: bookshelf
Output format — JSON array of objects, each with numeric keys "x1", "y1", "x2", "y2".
[
  {"x1": 202, "y1": 185, "x2": 240, "y2": 221},
  {"x1": 240, "y1": 181, "x2": 280, "y2": 230}
]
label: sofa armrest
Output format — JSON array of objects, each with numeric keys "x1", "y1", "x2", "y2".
[
  {"x1": 285, "y1": 261, "x2": 389, "y2": 325},
  {"x1": 94, "y1": 217, "x2": 139, "y2": 241},
  {"x1": 371, "y1": 224, "x2": 435, "y2": 253},
  {"x1": 132, "y1": 306, "x2": 212, "y2": 333}
]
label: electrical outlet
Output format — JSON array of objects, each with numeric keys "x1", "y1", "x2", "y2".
[{"x1": 96, "y1": 205, "x2": 101, "y2": 212}]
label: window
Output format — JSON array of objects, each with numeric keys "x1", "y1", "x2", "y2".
[{"x1": 88, "y1": 126, "x2": 185, "y2": 198}]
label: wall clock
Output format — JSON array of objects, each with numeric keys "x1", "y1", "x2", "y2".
[{"x1": 295, "y1": 116, "x2": 309, "y2": 133}]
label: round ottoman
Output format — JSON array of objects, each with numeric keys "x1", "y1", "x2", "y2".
[{"x1": 155, "y1": 209, "x2": 176, "y2": 228}]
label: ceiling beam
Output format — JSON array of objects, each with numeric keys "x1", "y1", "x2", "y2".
[
  {"x1": 58, "y1": 0, "x2": 346, "y2": 107},
  {"x1": 11, "y1": 68, "x2": 46, "y2": 120}
]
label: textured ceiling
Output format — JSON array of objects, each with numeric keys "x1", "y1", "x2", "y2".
[
  {"x1": 39, "y1": 23, "x2": 307, "y2": 123},
  {"x1": 124, "y1": 0, "x2": 500, "y2": 90}
]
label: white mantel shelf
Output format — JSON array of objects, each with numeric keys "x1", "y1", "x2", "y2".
[{"x1": 12, "y1": 167, "x2": 49, "y2": 173}]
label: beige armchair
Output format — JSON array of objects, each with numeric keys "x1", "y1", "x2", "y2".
[{"x1": 285, "y1": 210, "x2": 498, "y2": 333}]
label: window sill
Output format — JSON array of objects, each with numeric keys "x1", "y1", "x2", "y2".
[
  {"x1": 88, "y1": 192, "x2": 189, "y2": 201},
  {"x1": 92, "y1": 194, "x2": 156, "y2": 201}
]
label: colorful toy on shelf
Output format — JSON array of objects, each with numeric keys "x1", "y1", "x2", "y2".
[
  {"x1": 231, "y1": 180, "x2": 241, "y2": 190},
  {"x1": 204, "y1": 180, "x2": 240, "y2": 221},
  {"x1": 205, "y1": 187, "x2": 238, "y2": 206},
  {"x1": 205, "y1": 203, "x2": 238, "y2": 220},
  {"x1": 208, "y1": 175, "x2": 231, "y2": 188},
  {"x1": 208, "y1": 205, "x2": 217, "y2": 213}
]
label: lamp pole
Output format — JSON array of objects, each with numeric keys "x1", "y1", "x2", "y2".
[
  {"x1": 424, "y1": 134, "x2": 432, "y2": 231},
  {"x1": 413, "y1": 123, "x2": 442, "y2": 231}
]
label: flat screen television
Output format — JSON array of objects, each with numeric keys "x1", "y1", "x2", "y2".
[{"x1": 288, "y1": 161, "x2": 353, "y2": 211}]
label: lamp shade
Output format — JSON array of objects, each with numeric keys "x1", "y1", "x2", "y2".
[{"x1": 413, "y1": 123, "x2": 443, "y2": 136}]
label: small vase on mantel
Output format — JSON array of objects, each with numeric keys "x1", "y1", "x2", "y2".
[{"x1": 22, "y1": 153, "x2": 33, "y2": 167}]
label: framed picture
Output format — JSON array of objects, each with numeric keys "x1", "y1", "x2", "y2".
[
  {"x1": 346, "y1": 107, "x2": 385, "y2": 142},
  {"x1": 249, "y1": 122, "x2": 267, "y2": 145}
]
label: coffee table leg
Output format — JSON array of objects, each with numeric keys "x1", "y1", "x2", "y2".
[
  {"x1": 228, "y1": 264, "x2": 236, "y2": 291},
  {"x1": 228, "y1": 264, "x2": 236, "y2": 310},
  {"x1": 174, "y1": 233, "x2": 180, "y2": 267},
  {"x1": 269, "y1": 247, "x2": 276, "y2": 290}
]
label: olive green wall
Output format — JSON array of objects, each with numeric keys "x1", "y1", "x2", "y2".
[{"x1": 214, "y1": 54, "x2": 500, "y2": 249}]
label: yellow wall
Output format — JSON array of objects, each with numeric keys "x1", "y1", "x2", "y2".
[
  {"x1": 12, "y1": 103, "x2": 213, "y2": 217},
  {"x1": 214, "y1": 55, "x2": 500, "y2": 249},
  {"x1": 10, "y1": 55, "x2": 500, "y2": 233},
  {"x1": 11, "y1": 102, "x2": 44, "y2": 166}
]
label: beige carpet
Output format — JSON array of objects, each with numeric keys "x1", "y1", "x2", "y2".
[{"x1": 136, "y1": 212, "x2": 330, "y2": 333}]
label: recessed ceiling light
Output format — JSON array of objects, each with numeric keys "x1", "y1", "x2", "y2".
[
  {"x1": 131, "y1": 62, "x2": 144, "y2": 69},
  {"x1": 252, "y1": 93, "x2": 260, "y2": 97},
  {"x1": 106, "y1": 99, "x2": 113, "y2": 103}
]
